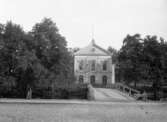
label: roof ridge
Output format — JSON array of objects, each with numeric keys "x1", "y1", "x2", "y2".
[{"x1": 93, "y1": 43, "x2": 111, "y2": 55}]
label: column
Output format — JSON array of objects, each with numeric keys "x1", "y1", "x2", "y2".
[{"x1": 112, "y1": 64, "x2": 115, "y2": 84}]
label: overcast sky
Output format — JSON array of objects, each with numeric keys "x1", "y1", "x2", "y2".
[{"x1": 0, "y1": 0, "x2": 167, "y2": 49}]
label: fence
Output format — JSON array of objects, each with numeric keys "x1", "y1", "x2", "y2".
[
  {"x1": 115, "y1": 83, "x2": 141, "y2": 96},
  {"x1": 92, "y1": 84, "x2": 116, "y2": 89}
]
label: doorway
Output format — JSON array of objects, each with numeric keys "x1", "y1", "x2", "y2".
[{"x1": 102, "y1": 75, "x2": 107, "y2": 85}]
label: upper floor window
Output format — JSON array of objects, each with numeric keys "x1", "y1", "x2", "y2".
[
  {"x1": 91, "y1": 60, "x2": 96, "y2": 71},
  {"x1": 103, "y1": 61, "x2": 107, "y2": 71},
  {"x1": 90, "y1": 75, "x2": 95, "y2": 84},
  {"x1": 79, "y1": 60, "x2": 84, "y2": 70}
]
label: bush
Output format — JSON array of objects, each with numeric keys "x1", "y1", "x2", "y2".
[
  {"x1": 87, "y1": 84, "x2": 95, "y2": 100},
  {"x1": 0, "y1": 87, "x2": 20, "y2": 98},
  {"x1": 32, "y1": 84, "x2": 88, "y2": 99}
]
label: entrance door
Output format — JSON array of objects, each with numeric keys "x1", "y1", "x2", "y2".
[
  {"x1": 90, "y1": 75, "x2": 95, "y2": 84},
  {"x1": 102, "y1": 76, "x2": 107, "y2": 85}
]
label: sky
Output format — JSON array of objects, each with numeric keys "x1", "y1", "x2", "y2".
[{"x1": 0, "y1": 0, "x2": 167, "y2": 50}]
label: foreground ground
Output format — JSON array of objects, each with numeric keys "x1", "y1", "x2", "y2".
[{"x1": 0, "y1": 100, "x2": 166, "y2": 122}]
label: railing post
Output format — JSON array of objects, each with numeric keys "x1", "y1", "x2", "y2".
[{"x1": 129, "y1": 89, "x2": 131, "y2": 96}]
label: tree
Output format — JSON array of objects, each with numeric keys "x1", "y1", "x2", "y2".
[
  {"x1": 118, "y1": 34, "x2": 167, "y2": 100},
  {"x1": 0, "y1": 19, "x2": 75, "y2": 98},
  {"x1": 0, "y1": 22, "x2": 35, "y2": 97},
  {"x1": 118, "y1": 34, "x2": 143, "y2": 87},
  {"x1": 142, "y1": 36, "x2": 166, "y2": 99},
  {"x1": 108, "y1": 46, "x2": 118, "y2": 64},
  {"x1": 31, "y1": 18, "x2": 74, "y2": 97}
]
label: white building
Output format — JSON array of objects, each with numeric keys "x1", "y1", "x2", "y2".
[{"x1": 74, "y1": 39, "x2": 115, "y2": 85}]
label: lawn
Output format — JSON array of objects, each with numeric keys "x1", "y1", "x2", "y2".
[{"x1": 0, "y1": 102, "x2": 166, "y2": 122}]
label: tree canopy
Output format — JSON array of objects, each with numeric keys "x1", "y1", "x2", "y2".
[
  {"x1": 117, "y1": 34, "x2": 167, "y2": 99},
  {"x1": 0, "y1": 18, "x2": 74, "y2": 98}
]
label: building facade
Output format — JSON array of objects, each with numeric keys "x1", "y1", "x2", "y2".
[{"x1": 74, "y1": 40, "x2": 115, "y2": 85}]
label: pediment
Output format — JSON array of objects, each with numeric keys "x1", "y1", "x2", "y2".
[{"x1": 74, "y1": 41, "x2": 111, "y2": 56}]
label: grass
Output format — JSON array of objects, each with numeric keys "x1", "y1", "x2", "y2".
[{"x1": 0, "y1": 102, "x2": 166, "y2": 122}]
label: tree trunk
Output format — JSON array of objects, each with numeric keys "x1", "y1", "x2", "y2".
[
  {"x1": 153, "y1": 81, "x2": 159, "y2": 100},
  {"x1": 51, "y1": 83, "x2": 54, "y2": 99}
]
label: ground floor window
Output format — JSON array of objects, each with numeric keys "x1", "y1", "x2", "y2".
[
  {"x1": 102, "y1": 75, "x2": 107, "y2": 85},
  {"x1": 79, "y1": 75, "x2": 84, "y2": 83},
  {"x1": 90, "y1": 75, "x2": 95, "y2": 84}
]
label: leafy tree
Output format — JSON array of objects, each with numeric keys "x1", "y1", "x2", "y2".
[
  {"x1": 0, "y1": 22, "x2": 29, "y2": 97},
  {"x1": 118, "y1": 34, "x2": 167, "y2": 100},
  {"x1": 118, "y1": 34, "x2": 143, "y2": 87},
  {"x1": 31, "y1": 18, "x2": 74, "y2": 97},
  {"x1": 0, "y1": 19, "x2": 75, "y2": 98},
  {"x1": 142, "y1": 36, "x2": 167, "y2": 99},
  {"x1": 108, "y1": 46, "x2": 118, "y2": 64}
]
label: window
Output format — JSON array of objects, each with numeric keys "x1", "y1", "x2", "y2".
[
  {"x1": 79, "y1": 60, "x2": 84, "y2": 70},
  {"x1": 102, "y1": 75, "x2": 107, "y2": 85},
  {"x1": 91, "y1": 60, "x2": 96, "y2": 71},
  {"x1": 90, "y1": 75, "x2": 95, "y2": 84},
  {"x1": 103, "y1": 61, "x2": 107, "y2": 71},
  {"x1": 79, "y1": 75, "x2": 84, "y2": 83}
]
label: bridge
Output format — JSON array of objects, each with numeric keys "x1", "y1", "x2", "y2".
[
  {"x1": 94, "y1": 88, "x2": 135, "y2": 102},
  {"x1": 90, "y1": 83, "x2": 141, "y2": 102}
]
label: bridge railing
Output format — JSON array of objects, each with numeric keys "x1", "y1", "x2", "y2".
[
  {"x1": 92, "y1": 84, "x2": 116, "y2": 89},
  {"x1": 114, "y1": 83, "x2": 143, "y2": 99},
  {"x1": 92, "y1": 83, "x2": 140, "y2": 96},
  {"x1": 116, "y1": 83, "x2": 140, "y2": 94},
  {"x1": 93, "y1": 82, "x2": 148, "y2": 100}
]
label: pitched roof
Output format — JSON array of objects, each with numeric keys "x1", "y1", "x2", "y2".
[{"x1": 74, "y1": 39, "x2": 111, "y2": 56}]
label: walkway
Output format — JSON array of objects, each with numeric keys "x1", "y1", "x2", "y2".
[{"x1": 94, "y1": 88, "x2": 135, "y2": 102}]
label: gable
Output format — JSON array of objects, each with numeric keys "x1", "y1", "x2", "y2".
[{"x1": 74, "y1": 41, "x2": 111, "y2": 56}]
